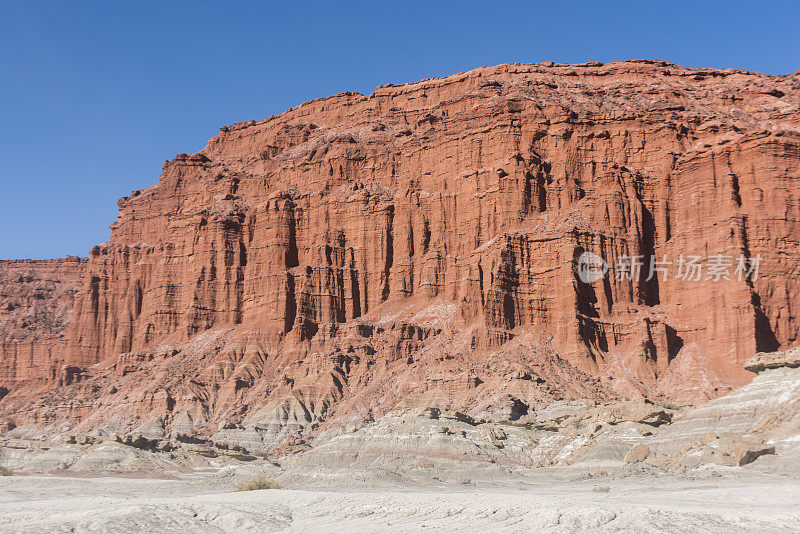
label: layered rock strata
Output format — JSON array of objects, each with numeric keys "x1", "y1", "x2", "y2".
[
  {"x1": 1, "y1": 61, "x2": 799, "y2": 445},
  {"x1": 0, "y1": 258, "x2": 86, "y2": 385}
]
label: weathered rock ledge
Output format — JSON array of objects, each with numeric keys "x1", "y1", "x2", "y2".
[{"x1": 745, "y1": 346, "x2": 800, "y2": 373}]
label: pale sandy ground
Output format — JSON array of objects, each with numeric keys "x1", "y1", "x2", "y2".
[
  {"x1": 1, "y1": 473, "x2": 800, "y2": 533},
  {"x1": 3, "y1": 362, "x2": 799, "y2": 532}
]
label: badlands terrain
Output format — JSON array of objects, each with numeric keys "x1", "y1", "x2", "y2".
[
  {"x1": 1, "y1": 60, "x2": 800, "y2": 531},
  {"x1": 1, "y1": 347, "x2": 800, "y2": 532}
]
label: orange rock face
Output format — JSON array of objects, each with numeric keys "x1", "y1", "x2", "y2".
[
  {"x1": 1, "y1": 61, "x2": 799, "y2": 441},
  {"x1": 0, "y1": 258, "x2": 86, "y2": 385}
]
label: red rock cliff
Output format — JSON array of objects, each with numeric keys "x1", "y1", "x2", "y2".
[
  {"x1": 1, "y1": 61, "x2": 799, "y2": 440},
  {"x1": 0, "y1": 258, "x2": 86, "y2": 386}
]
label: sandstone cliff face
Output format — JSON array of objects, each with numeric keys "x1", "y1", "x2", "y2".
[
  {"x1": 0, "y1": 258, "x2": 86, "y2": 385},
  {"x1": 1, "y1": 61, "x2": 799, "y2": 445}
]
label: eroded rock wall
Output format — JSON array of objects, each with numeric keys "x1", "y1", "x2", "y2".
[
  {"x1": 0, "y1": 258, "x2": 87, "y2": 384},
  {"x1": 1, "y1": 61, "x2": 799, "y2": 440}
]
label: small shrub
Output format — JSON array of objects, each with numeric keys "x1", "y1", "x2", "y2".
[
  {"x1": 236, "y1": 474, "x2": 279, "y2": 491},
  {"x1": 0, "y1": 466, "x2": 13, "y2": 476}
]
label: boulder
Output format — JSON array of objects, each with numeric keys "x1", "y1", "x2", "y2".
[
  {"x1": 745, "y1": 347, "x2": 800, "y2": 373},
  {"x1": 729, "y1": 438, "x2": 776, "y2": 466},
  {"x1": 623, "y1": 444, "x2": 651, "y2": 464}
]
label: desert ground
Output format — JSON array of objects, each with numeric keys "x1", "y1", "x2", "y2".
[
  {"x1": 2, "y1": 351, "x2": 799, "y2": 532},
  {"x1": 1, "y1": 470, "x2": 800, "y2": 533}
]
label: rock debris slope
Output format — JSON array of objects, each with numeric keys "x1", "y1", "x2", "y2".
[{"x1": 1, "y1": 61, "x2": 799, "y2": 448}]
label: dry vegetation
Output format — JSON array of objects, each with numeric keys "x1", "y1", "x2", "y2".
[{"x1": 236, "y1": 474, "x2": 279, "y2": 491}]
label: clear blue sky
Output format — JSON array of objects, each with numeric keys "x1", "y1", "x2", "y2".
[{"x1": 1, "y1": 1, "x2": 798, "y2": 259}]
